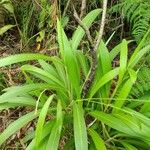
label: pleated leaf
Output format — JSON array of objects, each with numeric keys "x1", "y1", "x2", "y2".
[
  {"x1": 0, "y1": 111, "x2": 39, "y2": 146},
  {"x1": 128, "y1": 45, "x2": 150, "y2": 68},
  {"x1": 88, "y1": 128, "x2": 106, "y2": 150},
  {"x1": 73, "y1": 103, "x2": 88, "y2": 150},
  {"x1": 0, "y1": 53, "x2": 51, "y2": 67},
  {"x1": 35, "y1": 95, "x2": 54, "y2": 148},
  {"x1": 46, "y1": 100, "x2": 63, "y2": 150},
  {"x1": 89, "y1": 111, "x2": 150, "y2": 141},
  {"x1": 89, "y1": 68, "x2": 119, "y2": 98},
  {"x1": 121, "y1": 141, "x2": 138, "y2": 150},
  {"x1": 113, "y1": 69, "x2": 137, "y2": 112},
  {"x1": 57, "y1": 19, "x2": 80, "y2": 97},
  {"x1": 72, "y1": 9, "x2": 102, "y2": 50}
]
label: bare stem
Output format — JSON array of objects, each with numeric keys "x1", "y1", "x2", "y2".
[
  {"x1": 94, "y1": 0, "x2": 108, "y2": 52},
  {"x1": 81, "y1": 0, "x2": 108, "y2": 98},
  {"x1": 80, "y1": 0, "x2": 86, "y2": 18}
]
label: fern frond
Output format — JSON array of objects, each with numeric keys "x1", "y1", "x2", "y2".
[{"x1": 110, "y1": 0, "x2": 150, "y2": 43}]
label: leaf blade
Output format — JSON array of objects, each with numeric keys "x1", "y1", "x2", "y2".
[
  {"x1": 73, "y1": 103, "x2": 88, "y2": 150},
  {"x1": 88, "y1": 128, "x2": 106, "y2": 150}
]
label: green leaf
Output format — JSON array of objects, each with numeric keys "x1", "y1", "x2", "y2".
[
  {"x1": 110, "y1": 40, "x2": 132, "y2": 61},
  {"x1": 121, "y1": 141, "x2": 138, "y2": 150},
  {"x1": 122, "y1": 139, "x2": 149, "y2": 150},
  {"x1": 89, "y1": 111, "x2": 150, "y2": 141},
  {"x1": 38, "y1": 60, "x2": 59, "y2": 78},
  {"x1": 110, "y1": 43, "x2": 121, "y2": 61},
  {"x1": 0, "y1": 25, "x2": 15, "y2": 35},
  {"x1": 57, "y1": 19, "x2": 80, "y2": 97},
  {"x1": 2, "y1": 1, "x2": 14, "y2": 13},
  {"x1": 52, "y1": 57, "x2": 69, "y2": 92},
  {"x1": 76, "y1": 51, "x2": 89, "y2": 77},
  {"x1": 128, "y1": 44, "x2": 150, "y2": 68},
  {"x1": 21, "y1": 65, "x2": 63, "y2": 88},
  {"x1": 0, "y1": 97, "x2": 36, "y2": 107},
  {"x1": 64, "y1": 138, "x2": 74, "y2": 150},
  {"x1": 139, "y1": 93, "x2": 150, "y2": 113},
  {"x1": 106, "y1": 31, "x2": 115, "y2": 46},
  {"x1": 119, "y1": 39, "x2": 128, "y2": 82},
  {"x1": 0, "y1": 111, "x2": 39, "y2": 146},
  {"x1": 72, "y1": 9, "x2": 102, "y2": 50},
  {"x1": 124, "y1": 108, "x2": 150, "y2": 129},
  {"x1": 129, "y1": 28, "x2": 150, "y2": 64},
  {"x1": 113, "y1": 70, "x2": 137, "y2": 113},
  {"x1": 111, "y1": 40, "x2": 128, "y2": 98},
  {"x1": 89, "y1": 111, "x2": 139, "y2": 137},
  {"x1": 98, "y1": 41, "x2": 112, "y2": 75},
  {"x1": 73, "y1": 103, "x2": 88, "y2": 150},
  {"x1": 89, "y1": 68, "x2": 119, "y2": 98},
  {"x1": 35, "y1": 95, "x2": 54, "y2": 149},
  {"x1": 46, "y1": 100, "x2": 63, "y2": 150},
  {"x1": 0, "y1": 103, "x2": 20, "y2": 110},
  {"x1": 98, "y1": 41, "x2": 112, "y2": 99},
  {"x1": 26, "y1": 120, "x2": 55, "y2": 150},
  {"x1": 36, "y1": 30, "x2": 45, "y2": 43},
  {"x1": 88, "y1": 128, "x2": 106, "y2": 150},
  {"x1": 0, "y1": 54, "x2": 51, "y2": 67},
  {"x1": 0, "y1": 83, "x2": 50, "y2": 100}
]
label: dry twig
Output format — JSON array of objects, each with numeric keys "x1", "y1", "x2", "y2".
[
  {"x1": 73, "y1": 6, "x2": 93, "y2": 46},
  {"x1": 94, "y1": 0, "x2": 108, "y2": 52},
  {"x1": 81, "y1": 0, "x2": 108, "y2": 98},
  {"x1": 80, "y1": 0, "x2": 86, "y2": 18},
  {"x1": 63, "y1": 0, "x2": 72, "y2": 16},
  {"x1": 72, "y1": 0, "x2": 108, "y2": 98}
]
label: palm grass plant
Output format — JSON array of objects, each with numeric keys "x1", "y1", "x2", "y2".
[{"x1": 0, "y1": 8, "x2": 150, "y2": 150}]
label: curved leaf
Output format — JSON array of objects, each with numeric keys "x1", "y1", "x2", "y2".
[
  {"x1": 72, "y1": 9, "x2": 102, "y2": 50},
  {"x1": 0, "y1": 54, "x2": 51, "y2": 67},
  {"x1": 0, "y1": 111, "x2": 39, "y2": 146},
  {"x1": 0, "y1": 25, "x2": 15, "y2": 35}
]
